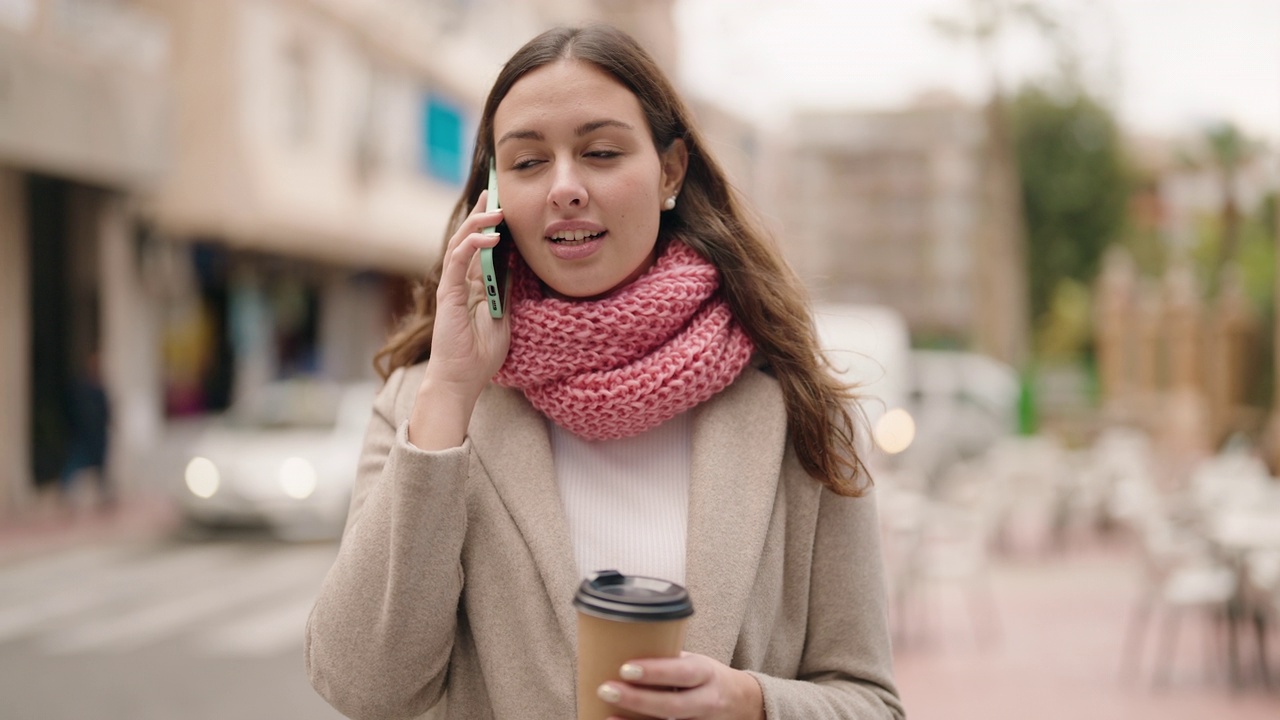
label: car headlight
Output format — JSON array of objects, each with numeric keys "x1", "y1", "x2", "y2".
[
  {"x1": 279, "y1": 457, "x2": 317, "y2": 499},
  {"x1": 873, "y1": 407, "x2": 915, "y2": 454},
  {"x1": 185, "y1": 457, "x2": 220, "y2": 499}
]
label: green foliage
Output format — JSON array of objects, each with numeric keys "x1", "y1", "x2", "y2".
[
  {"x1": 1239, "y1": 193, "x2": 1277, "y2": 309},
  {"x1": 1113, "y1": 174, "x2": 1167, "y2": 277},
  {"x1": 1189, "y1": 194, "x2": 1276, "y2": 306},
  {"x1": 1035, "y1": 277, "x2": 1093, "y2": 362},
  {"x1": 1189, "y1": 215, "x2": 1223, "y2": 290},
  {"x1": 1204, "y1": 121, "x2": 1254, "y2": 172},
  {"x1": 1116, "y1": 220, "x2": 1166, "y2": 277},
  {"x1": 1186, "y1": 192, "x2": 1276, "y2": 409},
  {"x1": 1011, "y1": 85, "x2": 1131, "y2": 356}
]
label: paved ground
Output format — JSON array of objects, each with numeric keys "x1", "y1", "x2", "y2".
[
  {"x1": 0, "y1": 492, "x2": 182, "y2": 567},
  {"x1": 892, "y1": 523, "x2": 1279, "y2": 720},
  {"x1": 3, "y1": 493, "x2": 1278, "y2": 719}
]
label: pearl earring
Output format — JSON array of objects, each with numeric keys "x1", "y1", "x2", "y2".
[{"x1": 662, "y1": 195, "x2": 677, "y2": 211}]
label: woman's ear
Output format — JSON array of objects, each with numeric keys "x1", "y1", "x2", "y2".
[{"x1": 659, "y1": 138, "x2": 689, "y2": 199}]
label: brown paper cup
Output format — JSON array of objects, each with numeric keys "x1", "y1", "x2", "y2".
[{"x1": 573, "y1": 571, "x2": 694, "y2": 720}]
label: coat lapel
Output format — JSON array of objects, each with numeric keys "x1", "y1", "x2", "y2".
[
  {"x1": 468, "y1": 385, "x2": 581, "y2": 646},
  {"x1": 683, "y1": 369, "x2": 787, "y2": 663}
]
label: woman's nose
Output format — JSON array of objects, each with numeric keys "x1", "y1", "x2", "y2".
[{"x1": 547, "y1": 164, "x2": 587, "y2": 209}]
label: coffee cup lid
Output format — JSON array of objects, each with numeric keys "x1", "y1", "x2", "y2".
[{"x1": 573, "y1": 570, "x2": 694, "y2": 622}]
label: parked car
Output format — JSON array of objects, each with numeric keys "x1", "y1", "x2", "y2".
[
  {"x1": 174, "y1": 379, "x2": 376, "y2": 541},
  {"x1": 902, "y1": 349, "x2": 1020, "y2": 483}
]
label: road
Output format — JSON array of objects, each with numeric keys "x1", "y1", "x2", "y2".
[{"x1": 0, "y1": 530, "x2": 348, "y2": 720}]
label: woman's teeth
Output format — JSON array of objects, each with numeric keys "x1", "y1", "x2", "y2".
[{"x1": 549, "y1": 230, "x2": 604, "y2": 244}]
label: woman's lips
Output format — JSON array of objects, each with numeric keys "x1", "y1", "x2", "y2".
[{"x1": 546, "y1": 230, "x2": 607, "y2": 260}]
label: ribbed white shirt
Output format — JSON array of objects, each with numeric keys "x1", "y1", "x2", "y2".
[{"x1": 549, "y1": 412, "x2": 691, "y2": 586}]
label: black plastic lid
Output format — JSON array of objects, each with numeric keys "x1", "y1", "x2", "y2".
[{"x1": 573, "y1": 570, "x2": 695, "y2": 622}]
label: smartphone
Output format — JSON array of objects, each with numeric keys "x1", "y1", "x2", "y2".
[{"x1": 479, "y1": 158, "x2": 510, "y2": 318}]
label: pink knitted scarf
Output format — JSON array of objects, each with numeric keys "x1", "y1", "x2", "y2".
[{"x1": 494, "y1": 240, "x2": 755, "y2": 441}]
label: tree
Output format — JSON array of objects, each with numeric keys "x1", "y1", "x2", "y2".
[
  {"x1": 1203, "y1": 121, "x2": 1260, "y2": 279},
  {"x1": 933, "y1": 0, "x2": 1060, "y2": 368},
  {"x1": 1010, "y1": 84, "x2": 1130, "y2": 351}
]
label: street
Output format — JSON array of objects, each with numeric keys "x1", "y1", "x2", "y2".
[{"x1": 0, "y1": 531, "x2": 346, "y2": 720}]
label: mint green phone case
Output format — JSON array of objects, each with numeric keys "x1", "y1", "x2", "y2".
[{"x1": 480, "y1": 158, "x2": 506, "y2": 318}]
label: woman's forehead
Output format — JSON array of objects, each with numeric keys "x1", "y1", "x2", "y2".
[{"x1": 494, "y1": 60, "x2": 645, "y2": 135}]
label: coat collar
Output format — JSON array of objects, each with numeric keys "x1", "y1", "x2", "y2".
[{"x1": 468, "y1": 369, "x2": 786, "y2": 662}]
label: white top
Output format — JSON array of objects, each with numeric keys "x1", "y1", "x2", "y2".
[{"x1": 549, "y1": 412, "x2": 691, "y2": 586}]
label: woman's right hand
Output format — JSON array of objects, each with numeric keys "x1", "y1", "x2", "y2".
[{"x1": 409, "y1": 191, "x2": 510, "y2": 450}]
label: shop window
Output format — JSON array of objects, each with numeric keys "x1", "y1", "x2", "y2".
[{"x1": 162, "y1": 243, "x2": 233, "y2": 417}]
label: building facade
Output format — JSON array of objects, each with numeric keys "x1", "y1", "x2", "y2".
[
  {"x1": 779, "y1": 97, "x2": 989, "y2": 344},
  {"x1": 0, "y1": 0, "x2": 172, "y2": 514}
]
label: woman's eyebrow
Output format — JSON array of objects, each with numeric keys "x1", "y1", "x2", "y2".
[
  {"x1": 497, "y1": 129, "x2": 543, "y2": 147},
  {"x1": 575, "y1": 119, "x2": 633, "y2": 136},
  {"x1": 497, "y1": 119, "x2": 634, "y2": 147}
]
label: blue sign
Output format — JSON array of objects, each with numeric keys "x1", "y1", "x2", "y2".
[{"x1": 422, "y1": 94, "x2": 467, "y2": 186}]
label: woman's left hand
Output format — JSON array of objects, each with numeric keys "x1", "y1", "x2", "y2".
[{"x1": 597, "y1": 652, "x2": 764, "y2": 720}]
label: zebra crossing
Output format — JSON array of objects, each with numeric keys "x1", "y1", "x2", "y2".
[{"x1": 0, "y1": 538, "x2": 338, "y2": 658}]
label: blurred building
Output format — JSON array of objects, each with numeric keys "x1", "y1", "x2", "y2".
[
  {"x1": 780, "y1": 94, "x2": 989, "y2": 345},
  {"x1": 685, "y1": 98, "x2": 787, "y2": 238},
  {"x1": 0, "y1": 0, "x2": 171, "y2": 513},
  {"x1": 2, "y1": 0, "x2": 678, "y2": 515}
]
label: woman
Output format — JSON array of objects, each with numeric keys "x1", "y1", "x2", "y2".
[{"x1": 306, "y1": 24, "x2": 903, "y2": 720}]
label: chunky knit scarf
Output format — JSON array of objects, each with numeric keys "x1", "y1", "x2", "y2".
[{"x1": 494, "y1": 240, "x2": 755, "y2": 441}]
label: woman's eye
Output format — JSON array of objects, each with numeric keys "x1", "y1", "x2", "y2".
[
  {"x1": 586, "y1": 150, "x2": 621, "y2": 160},
  {"x1": 512, "y1": 158, "x2": 542, "y2": 170}
]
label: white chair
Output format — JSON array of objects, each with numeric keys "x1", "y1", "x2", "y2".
[
  {"x1": 1118, "y1": 477, "x2": 1238, "y2": 687},
  {"x1": 887, "y1": 459, "x2": 1003, "y2": 650},
  {"x1": 1242, "y1": 549, "x2": 1279, "y2": 687},
  {"x1": 1188, "y1": 451, "x2": 1272, "y2": 518}
]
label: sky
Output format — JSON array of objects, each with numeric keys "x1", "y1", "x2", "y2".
[{"x1": 675, "y1": 0, "x2": 1280, "y2": 143}]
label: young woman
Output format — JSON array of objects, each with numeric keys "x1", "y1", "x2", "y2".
[{"x1": 306, "y1": 24, "x2": 903, "y2": 720}]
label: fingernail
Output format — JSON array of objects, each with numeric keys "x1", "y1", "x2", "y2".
[
  {"x1": 619, "y1": 663, "x2": 643, "y2": 681},
  {"x1": 597, "y1": 683, "x2": 621, "y2": 703}
]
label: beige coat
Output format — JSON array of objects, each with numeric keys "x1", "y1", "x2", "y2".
[{"x1": 306, "y1": 362, "x2": 903, "y2": 720}]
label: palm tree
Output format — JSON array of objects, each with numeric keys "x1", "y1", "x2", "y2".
[
  {"x1": 1203, "y1": 121, "x2": 1254, "y2": 275},
  {"x1": 1273, "y1": 184, "x2": 1280, "y2": 473},
  {"x1": 932, "y1": 0, "x2": 1062, "y2": 369}
]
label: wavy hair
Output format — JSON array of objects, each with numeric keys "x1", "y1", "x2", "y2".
[{"x1": 374, "y1": 24, "x2": 870, "y2": 496}]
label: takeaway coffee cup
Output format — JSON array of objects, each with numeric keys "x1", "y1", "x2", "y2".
[{"x1": 574, "y1": 570, "x2": 694, "y2": 720}]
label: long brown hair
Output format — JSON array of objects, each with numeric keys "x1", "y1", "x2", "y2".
[{"x1": 374, "y1": 24, "x2": 870, "y2": 496}]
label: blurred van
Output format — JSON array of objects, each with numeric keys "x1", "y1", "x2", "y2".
[{"x1": 812, "y1": 303, "x2": 914, "y2": 456}]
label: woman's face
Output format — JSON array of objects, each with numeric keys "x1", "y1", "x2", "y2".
[{"x1": 492, "y1": 59, "x2": 686, "y2": 299}]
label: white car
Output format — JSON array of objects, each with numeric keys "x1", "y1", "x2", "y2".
[
  {"x1": 907, "y1": 349, "x2": 1020, "y2": 463},
  {"x1": 175, "y1": 380, "x2": 376, "y2": 541}
]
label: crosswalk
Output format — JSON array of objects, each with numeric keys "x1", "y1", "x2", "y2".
[{"x1": 0, "y1": 539, "x2": 338, "y2": 657}]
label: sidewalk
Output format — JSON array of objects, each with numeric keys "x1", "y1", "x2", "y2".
[
  {"x1": 3, "y1": 487, "x2": 1277, "y2": 719},
  {"x1": 891, "y1": 525, "x2": 1279, "y2": 720},
  {"x1": 0, "y1": 492, "x2": 182, "y2": 566}
]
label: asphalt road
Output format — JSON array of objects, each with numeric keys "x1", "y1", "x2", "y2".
[{"x1": 0, "y1": 529, "x2": 348, "y2": 720}]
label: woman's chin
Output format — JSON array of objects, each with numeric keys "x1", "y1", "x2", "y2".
[
  {"x1": 532, "y1": 251, "x2": 658, "y2": 302},
  {"x1": 542, "y1": 281, "x2": 621, "y2": 302}
]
